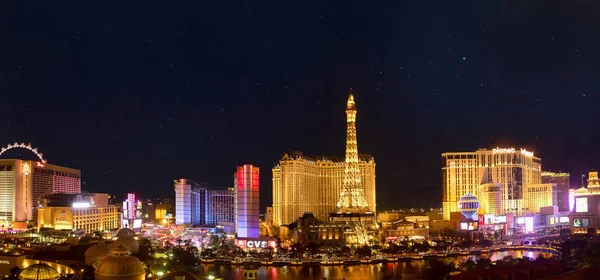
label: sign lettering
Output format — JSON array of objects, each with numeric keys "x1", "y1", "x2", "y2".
[
  {"x1": 246, "y1": 241, "x2": 268, "y2": 248},
  {"x1": 0, "y1": 260, "x2": 10, "y2": 265},
  {"x1": 492, "y1": 148, "x2": 515, "y2": 155},
  {"x1": 492, "y1": 147, "x2": 534, "y2": 157}
]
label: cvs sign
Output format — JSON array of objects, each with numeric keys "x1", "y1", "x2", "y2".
[{"x1": 246, "y1": 241, "x2": 268, "y2": 248}]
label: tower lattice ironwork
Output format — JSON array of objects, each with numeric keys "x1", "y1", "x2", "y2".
[{"x1": 331, "y1": 89, "x2": 375, "y2": 245}]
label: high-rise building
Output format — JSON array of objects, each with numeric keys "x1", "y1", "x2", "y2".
[
  {"x1": 234, "y1": 164, "x2": 260, "y2": 238},
  {"x1": 0, "y1": 159, "x2": 81, "y2": 223},
  {"x1": 542, "y1": 172, "x2": 570, "y2": 212},
  {"x1": 477, "y1": 167, "x2": 502, "y2": 215},
  {"x1": 523, "y1": 183, "x2": 557, "y2": 214},
  {"x1": 173, "y1": 179, "x2": 234, "y2": 226},
  {"x1": 174, "y1": 179, "x2": 204, "y2": 226},
  {"x1": 478, "y1": 183, "x2": 502, "y2": 215},
  {"x1": 205, "y1": 187, "x2": 234, "y2": 225},
  {"x1": 142, "y1": 199, "x2": 155, "y2": 221},
  {"x1": 154, "y1": 203, "x2": 169, "y2": 223},
  {"x1": 441, "y1": 147, "x2": 542, "y2": 220},
  {"x1": 272, "y1": 93, "x2": 376, "y2": 227},
  {"x1": 37, "y1": 193, "x2": 120, "y2": 233}
]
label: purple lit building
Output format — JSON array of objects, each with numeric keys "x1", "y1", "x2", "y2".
[{"x1": 234, "y1": 164, "x2": 260, "y2": 238}]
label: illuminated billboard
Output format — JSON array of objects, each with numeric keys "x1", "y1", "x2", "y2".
[
  {"x1": 582, "y1": 218, "x2": 590, "y2": 228},
  {"x1": 569, "y1": 191, "x2": 575, "y2": 212},
  {"x1": 460, "y1": 221, "x2": 478, "y2": 231},
  {"x1": 559, "y1": 217, "x2": 569, "y2": 223},
  {"x1": 483, "y1": 214, "x2": 494, "y2": 225},
  {"x1": 516, "y1": 217, "x2": 525, "y2": 226},
  {"x1": 572, "y1": 218, "x2": 589, "y2": 228},
  {"x1": 524, "y1": 217, "x2": 534, "y2": 233},
  {"x1": 576, "y1": 197, "x2": 588, "y2": 213},
  {"x1": 495, "y1": 215, "x2": 507, "y2": 224}
]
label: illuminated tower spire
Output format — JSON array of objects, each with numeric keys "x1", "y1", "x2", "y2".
[{"x1": 337, "y1": 89, "x2": 370, "y2": 211}]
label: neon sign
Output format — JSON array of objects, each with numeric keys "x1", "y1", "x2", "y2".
[
  {"x1": 492, "y1": 147, "x2": 534, "y2": 157},
  {"x1": 246, "y1": 241, "x2": 268, "y2": 248},
  {"x1": 492, "y1": 148, "x2": 515, "y2": 154},
  {"x1": 520, "y1": 148, "x2": 533, "y2": 157},
  {"x1": 72, "y1": 202, "x2": 90, "y2": 208}
]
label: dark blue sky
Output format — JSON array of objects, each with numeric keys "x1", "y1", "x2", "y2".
[{"x1": 1, "y1": 1, "x2": 599, "y2": 210}]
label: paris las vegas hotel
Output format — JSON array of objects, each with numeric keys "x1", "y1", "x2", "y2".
[
  {"x1": 272, "y1": 93, "x2": 377, "y2": 227},
  {"x1": 442, "y1": 147, "x2": 565, "y2": 221}
]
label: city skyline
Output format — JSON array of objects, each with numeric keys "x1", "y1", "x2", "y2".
[{"x1": 3, "y1": 1, "x2": 600, "y2": 210}]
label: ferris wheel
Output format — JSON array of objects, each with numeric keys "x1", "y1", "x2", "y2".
[{"x1": 0, "y1": 142, "x2": 47, "y2": 164}]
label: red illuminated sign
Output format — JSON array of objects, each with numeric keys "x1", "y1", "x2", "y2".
[{"x1": 36, "y1": 162, "x2": 44, "y2": 168}]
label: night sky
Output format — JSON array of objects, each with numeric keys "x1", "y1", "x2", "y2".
[{"x1": 2, "y1": 1, "x2": 600, "y2": 210}]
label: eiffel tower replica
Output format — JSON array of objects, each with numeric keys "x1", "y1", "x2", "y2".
[{"x1": 329, "y1": 90, "x2": 376, "y2": 245}]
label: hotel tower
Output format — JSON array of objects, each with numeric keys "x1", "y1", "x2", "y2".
[
  {"x1": 234, "y1": 164, "x2": 260, "y2": 238},
  {"x1": 272, "y1": 92, "x2": 376, "y2": 227},
  {"x1": 442, "y1": 148, "x2": 541, "y2": 220},
  {"x1": 0, "y1": 159, "x2": 80, "y2": 223}
]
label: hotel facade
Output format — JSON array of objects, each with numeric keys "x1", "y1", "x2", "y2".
[
  {"x1": 174, "y1": 179, "x2": 203, "y2": 226},
  {"x1": 542, "y1": 172, "x2": 570, "y2": 212},
  {"x1": 442, "y1": 148, "x2": 541, "y2": 220},
  {"x1": 37, "y1": 193, "x2": 120, "y2": 233},
  {"x1": 272, "y1": 95, "x2": 377, "y2": 227},
  {"x1": 0, "y1": 159, "x2": 81, "y2": 224},
  {"x1": 570, "y1": 171, "x2": 600, "y2": 234}
]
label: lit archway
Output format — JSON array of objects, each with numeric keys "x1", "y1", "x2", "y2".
[{"x1": 0, "y1": 142, "x2": 47, "y2": 163}]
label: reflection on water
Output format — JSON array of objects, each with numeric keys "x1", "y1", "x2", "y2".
[{"x1": 198, "y1": 250, "x2": 555, "y2": 280}]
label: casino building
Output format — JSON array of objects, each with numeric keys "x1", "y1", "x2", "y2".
[
  {"x1": 37, "y1": 193, "x2": 120, "y2": 233},
  {"x1": 0, "y1": 159, "x2": 80, "y2": 224},
  {"x1": 442, "y1": 147, "x2": 542, "y2": 220},
  {"x1": 570, "y1": 171, "x2": 600, "y2": 234}
]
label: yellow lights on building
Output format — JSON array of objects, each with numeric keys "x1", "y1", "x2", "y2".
[
  {"x1": 588, "y1": 171, "x2": 600, "y2": 188},
  {"x1": 272, "y1": 93, "x2": 376, "y2": 227},
  {"x1": 442, "y1": 148, "x2": 542, "y2": 220},
  {"x1": 523, "y1": 183, "x2": 556, "y2": 214},
  {"x1": 272, "y1": 153, "x2": 376, "y2": 227},
  {"x1": 38, "y1": 205, "x2": 120, "y2": 233},
  {"x1": 478, "y1": 183, "x2": 502, "y2": 215},
  {"x1": 22, "y1": 163, "x2": 30, "y2": 176}
]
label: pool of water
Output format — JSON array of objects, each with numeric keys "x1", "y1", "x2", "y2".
[{"x1": 198, "y1": 250, "x2": 556, "y2": 280}]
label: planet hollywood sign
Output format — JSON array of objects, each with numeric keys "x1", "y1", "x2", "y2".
[{"x1": 492, "y1": 147, "x2": 534, "y2": 157}]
